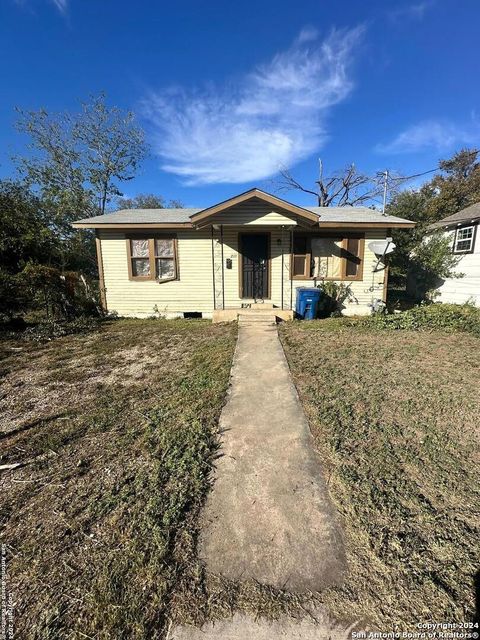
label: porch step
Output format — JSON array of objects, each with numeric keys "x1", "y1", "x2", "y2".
[
  {"x1": 238, "y1": 314, "x2": 277, "y2": 327},
  {"x1": 240, "y1": 302, "x2": 274, "y2": 309},
  {"x1": 212, "y1": 308, "x2": 294, "y2": 323}
]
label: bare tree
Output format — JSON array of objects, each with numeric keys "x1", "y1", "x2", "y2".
[{"x1": 275, "y1": 160, "x2": 389, "y2": 207}]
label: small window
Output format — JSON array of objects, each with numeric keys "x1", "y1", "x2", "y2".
[
  {"x1": 155, "y1": 238, "x2": 176, "y2": 281},
  {"x1": 130, "y1": 238, "x2": 151, "y2": 278},
  {"x1": 345, "y1": 238, "x2": 362, "y2": 278},
  {"x1": 293, "y1": 235, "x2": 364, "y2": 281},
  {"x1": 454, "y1": 226, "x2": 474, "y2": 253},
  {"x1": 311, "y1": 238, "x2": 343, "y2": 279},
  {"x1": 292, "y1": 236, "x2": 311, "y2": 278},
  {"x1": 127, "y1": 236, "x2": 178, "y2": 282}
]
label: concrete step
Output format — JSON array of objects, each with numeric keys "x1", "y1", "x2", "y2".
[
  {"x1": 237, "y1": 308, "x2": 277, "y2": 315},
  {"x1": 240, "y1": 302, "x2": 274, "y2": 309},
  {"x1": 238, "y1": 314, "x2": 277, "y2": 324}
]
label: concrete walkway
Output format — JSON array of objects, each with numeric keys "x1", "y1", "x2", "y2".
[
  {"x1": 198, "y1": 323, "x2": 346, "y2": 592},
  {"x1": 171, "y1": 610, "x2": 357, "y2": 640}
]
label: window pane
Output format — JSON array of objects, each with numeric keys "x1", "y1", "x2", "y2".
[
  {"x1": 132, "y1": 258, "x2": 150, "y2": 277},
  {"x1": 311, "y1": 238, "x2": 342, "y2": 278},
  {"x1": 293, "y1": 256, "x2": 306, "y2": 277},
  {"x1": 293, "y1": 236, "x2": 307, "y2": 254},
  {"x1": 345, "y1": 238, "x2": 360, "y2": 277},
  {"x1": 131, "y1": 238, "x2": 149, "y2": 257},
  {"x1": 456, "y1": 240, "x2": 472, "y2": 251},
  {"x1": 458, "y1": 228, "x2": 473, "y2": 240},
  {"x1": 455, "y1": 227, "x2": 473, "y2": 251},
  {"x1": 155, "y1": 238, "x2": 174, "y2": 257},
  {"x1": 156, "y1": 258, "x2": 175, "y2": 279}
]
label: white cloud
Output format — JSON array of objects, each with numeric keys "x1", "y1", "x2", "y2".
[
  {"x1": 14, "y1": 0, "x2": 68, "y2": 13},
  {"x1": 142, "y1": 27, "x2": 363, "y2": 185},
  {"x1": 388, "y1": 1, "x2": 435, "y2": 22},
  {"x1": 376, "y1": 118, "x2": 480, "y2": 154},
  {"x1": 51, "y1": 0, "x2": 68, "y2": 13}
]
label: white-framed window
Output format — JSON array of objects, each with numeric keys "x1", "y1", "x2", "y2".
[{"x1": 453, "y1": 226, "x2": 475, "y2": 253}]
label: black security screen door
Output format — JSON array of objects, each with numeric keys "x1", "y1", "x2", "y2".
[{"x1": 241, "y1": 234, "x2": 269, "y2": 299}]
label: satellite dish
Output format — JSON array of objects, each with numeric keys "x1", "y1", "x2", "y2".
[{"x1": 368, "y1": 238, "x2": 396, "y2": 256}]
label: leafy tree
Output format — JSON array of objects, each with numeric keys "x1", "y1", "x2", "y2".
[
  {"x1": 15, "y1": 93, "x2": 148, "y2": 224},
  {"x1": 0, "y1": 180, "x2": 57, "y2": 273},
  {"x1": 0, "y1": 179, "x2": 97, "y2": 320},
  {"x1": 116, "y1": 193, "x2": 184, "y2": 209},
  {"x1": 387, "y1": 149, "x2": 480, "y2": 299},
  {"x1": 0, "y1": 180, "x2": 56, "y2": 318}
]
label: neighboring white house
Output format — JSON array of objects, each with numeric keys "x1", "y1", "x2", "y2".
[
  {"x1": 427, "y1": 202, "x2": 480, "y2": 306},
  {"x1": 72, "y1": 188, "x2": 414, "y2": 320}
]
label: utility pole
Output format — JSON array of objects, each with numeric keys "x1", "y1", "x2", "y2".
[{"x1": 382, "y1": 169, "x2": 389, "y2": 214}]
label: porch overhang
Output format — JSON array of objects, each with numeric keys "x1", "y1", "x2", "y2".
[{"x1": 190, "y1": 188, "x2": 319, "y2": 229}]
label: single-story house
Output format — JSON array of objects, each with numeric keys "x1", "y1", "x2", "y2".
[
  {"x1": 426, "y1": 202, "x2": 480, "y2": 306},
  {"x1": 72, "y1": 188, "x2": 414, "y2": 320}
]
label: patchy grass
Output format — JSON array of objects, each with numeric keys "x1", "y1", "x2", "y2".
[
  {"x1": 1, "y1": 319, "x2": 241, "y2": 639},
  {"x1": 279, "y1": 319, "x2": 480, "y2": 627}
]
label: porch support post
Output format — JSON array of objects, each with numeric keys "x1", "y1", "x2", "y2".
[
  {"x1": 220, "y1": 224, "x2": 225, "y2": 310},
  {"x1": 281, "y1": 226, "x2": 284, "y2": 310},
  {"x1": 290, "y1": 228, "x2": 294, "y2": 311},
  {"x1": 211, "y1": 226, "x2": 216, "y2": 311}
]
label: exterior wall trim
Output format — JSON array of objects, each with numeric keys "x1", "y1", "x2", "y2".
[{"x1": 95, "y1": 230, "x2": 107, "y2": 312}]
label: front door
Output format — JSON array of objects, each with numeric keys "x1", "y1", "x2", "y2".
[{"x1": 240, "y1": 233, "x2": 269, "y2": 299}]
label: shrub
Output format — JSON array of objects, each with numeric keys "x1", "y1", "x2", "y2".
[
  {"x1": 19, "y1": 263, "x2": 101, "y2": 321},
  {"x1": 317, "y1": 281, "x2": 356, "y2": 317},
  {"x1": 361, "y1": 303, "x2": 480, "y2": 336}
]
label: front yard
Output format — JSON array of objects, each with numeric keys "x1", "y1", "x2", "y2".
[
  {"x1": 1, "y1": 319, "x2": 238, "y2": 639},
  {"x1": 1, "y1": 316, "x2": 479, "y2": 637},
  {"x1": 280, "y1": 319, "x2": 480, "y2": 627}
]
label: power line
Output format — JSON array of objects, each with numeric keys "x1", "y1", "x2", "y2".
[{"x1": 387, "y1": 148, "x2": 480, "y2": 184}]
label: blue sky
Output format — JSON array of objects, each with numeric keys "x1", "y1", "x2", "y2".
[{"x1": 1, "y1": 0, "x2": 479, "y2": 208}]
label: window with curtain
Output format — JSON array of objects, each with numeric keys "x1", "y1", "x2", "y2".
[
  {"x1": 127, "y1": 236, "x2": 178, "y2": 282},
  {"x1": 291, "y1": 235, "x2": 364, "y2": 281},
  {"x1": 311, "y1": 238, "x2": 343, "y2": 279}
]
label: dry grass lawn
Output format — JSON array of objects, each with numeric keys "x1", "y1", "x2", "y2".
[
  {"x1": 280, "y1": 319, "x2": 480, "y2": 627},
  {"x1": 1, "y1": 319, "x2": 240, "y2": 639},
  {"x1": 3, "y1": 316, "x2": 479, "y2": 637}
]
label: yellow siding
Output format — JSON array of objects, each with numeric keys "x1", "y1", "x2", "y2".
[
  {"x1": 211, "y1": 200, "x2": 298, "y2": 226},
  {"x1": 99, "y1": 228, "x2": 387, "y2": 317},
  {"x1": 100, "y1": 229, "x2": 215, "y2": 316},
  {"x1": 290, "y1": 230, "x2": 387, "y2": 313}
]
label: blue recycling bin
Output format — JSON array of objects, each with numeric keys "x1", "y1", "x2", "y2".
[{"x1": 295, "y1": 287, "x2": 322, "y2": 320}]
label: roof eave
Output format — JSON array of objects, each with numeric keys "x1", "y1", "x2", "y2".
[
  {"x1": 318, "y1": 221, "x2": 415, "y2": 229},
  {"x1": 71, "y1": 222, "x2": 194, "y2": 229}
]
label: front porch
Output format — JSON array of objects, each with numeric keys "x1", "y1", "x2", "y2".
[{"x1": 212, "y1": 302, "x2": 294, "y2": 323}]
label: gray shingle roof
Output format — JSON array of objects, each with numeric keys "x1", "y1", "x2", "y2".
[
  {"x1": 305, "y1": 206, "x2": 413, "y2": 225},
  {"x1": 73, "y1": 205, "x2": 413, "y2": 226},
  {"x1": 427, "y1": 202, "x2": 480, "y2": 230},
  {"x1": 74, "y1": 208, "x2": 200, "y2": 225}
]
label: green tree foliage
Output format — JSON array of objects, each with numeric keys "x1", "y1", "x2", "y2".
[
  {"x1": 0, "y1": 181, "x2": 55, "y2": 317},
  {"x1": 15, "y1": 93, "x2": 148, "y2": 223},
  {"x1": 116, "y1": 193, "x2": 184, "y2": 209},
  {"x1": 5, "y1": 95, "x2": 149, "y2": 322},
  {"x1": 387, "y1": 148, "x2": 480, "y2": 299},
  {"x1": 0, "y1": 180, "x2": 98, "y2": 320}
]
